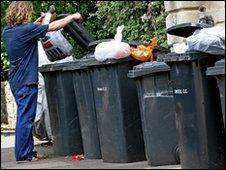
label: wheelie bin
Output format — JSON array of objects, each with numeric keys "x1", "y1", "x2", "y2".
[
  {"x1": 156, "y1": 23, "x2": 225, "y2": 169},
  {"x1": 78, "y1": 56, "x2": 146, "y2": 163},
  {"x1": 157, "y1": 52, "x2": 225, "y2": 169},
  {"x1": 127, "y1": 61, "x2": 180, "y2": 166},
  {"x1": 206, "y1": 59, "x2": 225, "y2": 129},
  {"x1": 39, "y1": 62, "x2": 83, "y2": 156}
]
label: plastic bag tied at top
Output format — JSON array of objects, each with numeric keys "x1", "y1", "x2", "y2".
[{"x1": 94, "y1": 25, "x2": 131, "y2": 61}]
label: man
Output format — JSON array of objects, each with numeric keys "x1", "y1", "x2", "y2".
[{"x1": 2, "y1": 1, "x2": 82, "y2": 163}]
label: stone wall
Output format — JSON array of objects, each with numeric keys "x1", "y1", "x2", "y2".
[
  {"x1": 164, "y1": 1, "x2": 225, "y2": 45},
  {"x1": 1, "y1": 82, "x2": 17, "y2": 128},
  {"x1": 1, "y1": 82, "x2": 7, "y2": 124}
]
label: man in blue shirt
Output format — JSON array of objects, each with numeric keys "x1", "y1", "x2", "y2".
[{"x1": 2, "y1": 1, "x2": 82, "y2": 163}]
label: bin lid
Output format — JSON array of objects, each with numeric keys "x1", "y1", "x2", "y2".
[
  {"x1": 156, "y1": 51, "x2": 224, "y2": 63},
  {"x1": 206, "y1": 59, "x2": 225, "y2": 76},
  {"x1": 56, "y1": 14, "x2": 96, "y2": 50},
  {"x1": 80, "y1": 55, "x2": 135, "y2": 67},
  {"x1": 167, "y1": 22, "x2": 212, "y2": 38},
  {"x1": 39, "y1": 60, "x2": 86, "y2": 72},
  {"x1": 62, "y1": 57, "x2": 94, "y2": 71},
  {"x1": 127, "y1": 61, "x2": 170, "y2": 78},
  {"x1": 39, "y1": 62, "x2": 68, "y2": 72},
  {"x1": 62, "y1": 54, "x2": 135, "y2": 70}
]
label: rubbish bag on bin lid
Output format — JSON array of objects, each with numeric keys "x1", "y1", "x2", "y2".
[
  {"x1": 130, "y1": 37, "x2": 157, "y2": 62},
  {"x1": 94, "y1": 25, "x2": 131, "y2": 62},
  {"x1": 173, "y1": 42, "x2": 189, "y2": 54},
  {"x1": 40, "y1": 5, "x2": 73, "y2": 62},
  {"x1": 186, "y1": 26, "x2": 225, "y2": 55}
]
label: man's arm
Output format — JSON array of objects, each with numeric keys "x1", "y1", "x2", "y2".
[{"x1": 48, "y1": 13, "x2": 82, "y2": 32}]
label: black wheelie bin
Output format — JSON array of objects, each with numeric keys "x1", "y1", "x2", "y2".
[
  {"x1": 127, "y1": 61, "x2": 180, "y2": 166},
  {"x1": 78, "y1": 56, "x2": 146, "y2": 163},
  {"x1": 39, "y1": 62, "x2": 83, "y2": 156},
  {"x1": 157, "y1": 23, "x2": 225, "y2": 169}
]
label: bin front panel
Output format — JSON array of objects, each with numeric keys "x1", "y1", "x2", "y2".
[
  {"x1": 169, "y1": 59, "x2": 225, "y2": 169},
  {"x1": 41, "y1": 70, "x2": 83, "y2": 156},
  {"x1": 117, "y1": 63, "x2": 145, "y2": 162},
  {"x1": 72, "y1": 70, "x2": 102, "y2": 159},
  {"x1": 57, "y1": 72, "x2": 83, "y2": 155},
  {"x1": 135, "y1": 72, "x2": 179, "y2": 166},
  {"x1": 42, "y1": 72, "x2": 62, "y2": 155},
  {"x1": 90, "y1": 62, "x2": 145, "y2": 163}
]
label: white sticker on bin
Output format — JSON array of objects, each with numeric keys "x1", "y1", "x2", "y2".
[
  {"x1": 174, "y1": 89, "x2": 189, "y2": 94},
  {"x1": 144, "y1": 90, "x2": 174, "y2": 98},
  {"x1": 97, "y1": 87, "x2": 107, "y2": 92}
]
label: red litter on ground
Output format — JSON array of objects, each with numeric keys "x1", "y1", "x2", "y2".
[{"x1": 70, "y1": 154, "x2": 84, "y2": 161}]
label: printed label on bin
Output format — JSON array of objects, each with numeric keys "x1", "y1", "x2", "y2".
[
  {"x1": 144, "y1": 90, "x2": 174, "y2": 98},
  {"x1": 174, "y1": 89, "x2": 189, "y2": 94},
  {"x1": 97, "y1": 87, "x2": 107, "y2": 92}
]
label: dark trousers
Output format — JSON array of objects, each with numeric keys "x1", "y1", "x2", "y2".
[{"x1": 11, "y1": 84, "x2": 38, "y2": 161}]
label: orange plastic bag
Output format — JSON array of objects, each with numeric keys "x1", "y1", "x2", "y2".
[{"x1": 130, "y1": 37, "x2": 157, "y2": 62}]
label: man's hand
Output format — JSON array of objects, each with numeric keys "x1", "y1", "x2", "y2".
[
  {"x1": 71, "y1": 13, "x2": 82, "y2": 21},
  {"x1": 34, "y1": 14, "x2": 45, "y2": 25}
]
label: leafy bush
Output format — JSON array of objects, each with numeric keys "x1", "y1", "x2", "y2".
[{"x1": 86, "y1": 1, "x2": 167, "y2": 46}]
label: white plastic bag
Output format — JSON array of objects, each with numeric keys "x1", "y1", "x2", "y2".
[
  {"x1": 186, "y1": 26, "x2": 225, "y2": 55},
  {"x1": 173, "y1": 42, "x2": 188, "y2": 54},
  {"x1": 94, "y1": 25, "x2": 131, "y2": 61}
]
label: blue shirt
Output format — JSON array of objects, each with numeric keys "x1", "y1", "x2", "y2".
[{"x1": 2, "y1": 23, "x2": 49, "y2": 91}]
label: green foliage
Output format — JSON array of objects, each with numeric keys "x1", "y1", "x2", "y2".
[
  {"x1": 86, "y1": 1, "x2": 168, "y2": 46},
  {"x1": 1, "y1": 1, "x2": 10, "y2": 81},
  {"x1": 1, "y1": 41, "x2": 9, "y2": 81},
  {"x1": 1, "y1": 1, "x2": 168, "y2": 81}
]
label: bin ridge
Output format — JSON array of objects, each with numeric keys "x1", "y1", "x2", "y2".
[{"x1": 39, "y1": 64, "x2": 84, "y2": 156}]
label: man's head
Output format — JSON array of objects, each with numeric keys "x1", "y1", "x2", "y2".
[{"x1": 6, "y1": 1, "x2": 33, "y2": 26}]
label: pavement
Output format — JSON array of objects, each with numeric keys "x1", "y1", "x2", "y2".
[{"x1": 1, "y1": 131, "x2": 181, "y2": 169}]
